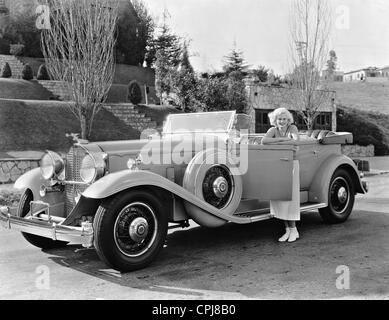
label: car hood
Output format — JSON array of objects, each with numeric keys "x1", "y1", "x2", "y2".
[{"x1": 90, "y1": 134, "x2": 228, "y2": 156}]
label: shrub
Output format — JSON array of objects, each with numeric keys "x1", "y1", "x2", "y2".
[
  {"x1": 37, "y1": 64, "x2": 50, "y2": 80},
  {"x1": 0, "y1": 189, "x2": 22, "y2": 207},
  {"x1": 128, "y1": 82, "x2": 142, "y2": 105},
  {"x1": 10, "y1": 44, "x2": 25, "y2": 56},
  {"x1": 337, "y1": 106, "x2": 389, "y2": 156},
  {"x1": 0, "y1": 38, "x2": 10, "y2": 55},
  {"x1": 1, "y1": 62, "x2": 12, "y2": 78},
  {"x1": 21, "y1": 63, "x2": 34, "y2": 80}
]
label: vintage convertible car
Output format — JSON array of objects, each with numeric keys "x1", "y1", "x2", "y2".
[{"x1": 0, "y1": 111, "x2": 368, "y2": 272}]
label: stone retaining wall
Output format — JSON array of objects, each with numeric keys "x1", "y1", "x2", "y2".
[
  {"x1": 0, "y1": 158, "x2": 39, "y2": 184},
  {"x1": 341, "y1": 144, "x2": 375, "y2": 157}
]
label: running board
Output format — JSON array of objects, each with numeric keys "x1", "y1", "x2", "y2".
[
  {"x1": 232, "y1": 202, "x2": 327, "y2": 223},
  {"x1": 300, "y1": 203, "x2": 327, "y2": 212}
]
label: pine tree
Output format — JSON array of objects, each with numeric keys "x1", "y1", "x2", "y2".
[
  {"x1": 171, "y1": 43, "x2": 196, "y2": 111},
  {"x1": 153, "y1": 10, "x2": 183, "y2": 104},
  {"x1": 148, "y1": 10, "x2": 182, "y2": 68},
  {"x1": 223, "y1": 44, "x2": 249, "y2": 77},
  {"x1": 326, "y1": 50, "x2": 337, "y2": 77}
]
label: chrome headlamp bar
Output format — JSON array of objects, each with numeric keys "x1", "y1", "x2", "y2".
[
  {"x1": 80, "y1": 152, "x2": 107, "y2": 184},
  {"x1": 40, "y1": 151, "x2": 65, "y2": 181}
]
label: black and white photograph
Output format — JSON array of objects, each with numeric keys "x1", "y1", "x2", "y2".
[{"x1": 0, "y1": 0, "x2": 388, "y2": 305}]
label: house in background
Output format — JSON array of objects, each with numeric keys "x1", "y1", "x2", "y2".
[
  {"x1": 379, "y1": 66, "x2": 389, "y2": 78},
  {"x1": 343, "y1": 67, "x2": 382, "y2": 82},
  {"x1": 245, "y1": 81, "x2": 336, "y2": 134}
]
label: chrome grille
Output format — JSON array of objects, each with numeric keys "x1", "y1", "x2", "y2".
[{"x1": 65, "y1": 146, "x2": 88, "y2": 215}]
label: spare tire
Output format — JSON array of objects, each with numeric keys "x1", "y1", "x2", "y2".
[{"x1": 183, "y1": 149, "x2": 243, "y2": 227}]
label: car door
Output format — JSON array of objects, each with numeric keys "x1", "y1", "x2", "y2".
[{"x1": 241, "y1": 145, "x2": 294, "y2": 200}]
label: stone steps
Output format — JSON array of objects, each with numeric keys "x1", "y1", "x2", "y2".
[
  {"x1": 104, "y1": 103, "x2": 157, "y2": 132},
  {"x1": 0, "y1": 54, "x2": 26, "y2": 78},
  {"x1": 37, "y1": 80, "x2": 72, "y2": 100}
]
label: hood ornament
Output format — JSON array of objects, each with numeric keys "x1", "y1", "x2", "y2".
[{"x1": 66, "y1": 133, "x2": 89, "y2": 144}]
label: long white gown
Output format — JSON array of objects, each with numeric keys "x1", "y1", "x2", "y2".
[{"x1": 270, "y1": 160, "x2": 300, "y2": 221}]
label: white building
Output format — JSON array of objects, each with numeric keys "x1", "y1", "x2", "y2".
[
  {"x1": 343, "y1": 67, "x2": 381, "y2": 82},
  {"x1": 380, "y1": 66, "x2": 389, "y2": 78}
]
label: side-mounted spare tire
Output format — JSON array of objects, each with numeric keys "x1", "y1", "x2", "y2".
[{"x1": 183, "y1": 148, "x2": 243, "y2": 227}]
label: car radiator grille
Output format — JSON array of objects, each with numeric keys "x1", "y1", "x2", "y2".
[{"x1": 65, "y1": 146, "x2": 88, "y2": 215}]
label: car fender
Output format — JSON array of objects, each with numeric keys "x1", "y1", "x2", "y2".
[
  {"x1": 309, "y1": 154, "x2": 365, "y2": 204},
  {"x1": 83, "y1": 170, "x2": 235, "y2": 227},
  {"x1": 13, "y1": 168, "x2": 65, "y2": 217}
]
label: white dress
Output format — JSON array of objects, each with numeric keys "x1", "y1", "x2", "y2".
[
  {"x1": 270, "y1": 160, "x2": 300, "y2": 221},
  {"x1": 266, "y1": 125, "x2": 301, "y2": 221}
]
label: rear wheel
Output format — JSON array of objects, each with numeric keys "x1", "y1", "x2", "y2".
[
  {"x1": 319, "y1": 169, "x2": 355, "y2": 224},
  {"x1": 18, "y1": 189, "x2": 68, "y2": 249},
  {"x1": 93, "y1": 190, "x2": 168, "y2": 272}
]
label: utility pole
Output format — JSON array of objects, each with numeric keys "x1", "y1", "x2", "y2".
[{"x1": 296, "y1": 41, "x2": 307, "y2": 65}]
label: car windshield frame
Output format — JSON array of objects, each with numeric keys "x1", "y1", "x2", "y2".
[{"x1": 162, "y1": 111, "x2": 236, "y2": 135}]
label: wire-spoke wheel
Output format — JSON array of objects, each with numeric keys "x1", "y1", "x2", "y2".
[
  {"x1": 319, "y1": 168, "x2": 355, "y2": 224},
  {"x1": 93, "y1": 190, "x2": 168, "y2": 272}
]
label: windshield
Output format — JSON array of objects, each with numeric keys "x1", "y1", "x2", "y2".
[
  {"x1": 232, "y1": 114, "x2": 252, "y2": 132},
  {"x1": 163, "y1": 111, "x2": 236, "y2": 134}
]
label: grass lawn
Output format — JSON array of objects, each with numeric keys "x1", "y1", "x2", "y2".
[
  {"x1": 0, "y1": 78, "x2": 55, "y2": 100},
  {"x1": 0, "y1": 99, "x2": 140, "y2": 153},
  {"x1": 329, "y1": 81, "x2": 389, "y2": 114}
]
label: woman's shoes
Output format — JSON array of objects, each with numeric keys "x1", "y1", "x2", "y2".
[
  {"x1": 278, "y1": 227, "x2": 299, "y2": 243},
  {"x1": 287, "y1": 227, "x2": 299, "y2": 242},
  {"x1": 278, "y1": 227, "x2": 290, "y2": 242}
]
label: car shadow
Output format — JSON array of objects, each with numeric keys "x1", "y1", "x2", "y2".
[{"x1": 45, "y1": 210, "x2": 389, "y2": 299}]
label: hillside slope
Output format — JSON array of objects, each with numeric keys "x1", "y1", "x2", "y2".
[
  {"x1": 329, "y1": 81, "x2": 389, "y2": 114},
  {"x1": 0, "y1": 79, "x2": 54, "y2": 100},
  {"x1": 0, "y1": 99, "x2": 140, "y2": 153}
]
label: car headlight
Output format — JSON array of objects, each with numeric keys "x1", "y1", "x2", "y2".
[
  {"x1": 80, "y1": 152, "x2": 106, "y2": 184},
  {"x1": 40, "y1": 151, "x2": 64, "y2": 180}
]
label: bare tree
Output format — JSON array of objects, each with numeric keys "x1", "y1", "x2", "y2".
[
  {"x1": 40, "y1": 0, "x2": 119, "y2": 139},
  {"x1": 288, "y1": 0, "x2": 332, "y2": 129}
]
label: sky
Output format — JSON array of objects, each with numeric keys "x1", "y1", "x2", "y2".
[{"x1": 145, "y1": 0, "x2": 389, "y2": 75}]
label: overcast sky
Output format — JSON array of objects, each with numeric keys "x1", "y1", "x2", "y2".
[{"x1": 146, "y1": 0, "x2": 389, "y2": 75}]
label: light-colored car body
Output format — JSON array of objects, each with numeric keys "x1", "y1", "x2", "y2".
[{"x1": 0, "y1": 111, "x2": 368, "y2": 271}]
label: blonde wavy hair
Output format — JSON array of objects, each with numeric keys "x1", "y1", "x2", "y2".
[{"x1": 268, "y1": 108, "x2": 294, "y2": 126}]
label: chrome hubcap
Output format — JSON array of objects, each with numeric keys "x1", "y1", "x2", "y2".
[
  {"x1": 114, "y1": 202, "x2": 157, "y2": 258},
  {"x1": 330, "y1": 177, "x2": 350, "y2": 214},
  {"x1": 337, "y1": 187, "x2": 348, "y2": 203},
  {"x1": 213, "y1": 176, "x2": 229, "y2": 198},
  {"x1": 202, "y1": 165, "x2": 234, "y2": 209},
  {"x1": 129, "y1": 217, "x2": 149, "y2": 243}
]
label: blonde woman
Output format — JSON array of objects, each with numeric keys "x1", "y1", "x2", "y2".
[{"x1": 262, "y1": 108, "x2": 300, "y2": 242}]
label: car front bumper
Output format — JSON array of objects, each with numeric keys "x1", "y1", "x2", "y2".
[{"x1": 0, "y1": 206, "x2": 94, "y2": 248}]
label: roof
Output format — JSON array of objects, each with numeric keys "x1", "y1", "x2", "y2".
[{"x1": 344, "y1": 67, "x2": 380, "y2": 75}]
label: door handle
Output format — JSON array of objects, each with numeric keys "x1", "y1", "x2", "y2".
[
  {"x1": 313, "y1": 150, "x2": 319, "y2": 155},
  {"x1": 280, "y1": 158, "x2": 291, "y2": 161}
]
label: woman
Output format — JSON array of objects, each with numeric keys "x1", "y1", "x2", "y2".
[{"x1": 262, "y1": 107, "x2": 300, "y2": 243}]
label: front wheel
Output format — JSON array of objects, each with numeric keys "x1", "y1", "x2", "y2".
[
  {"x1": 93, "y1": 190, "x2": 168, "y2": 272},
  {"x1": 319, "y1": 168, "x2": 355, "y2": 224}
]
